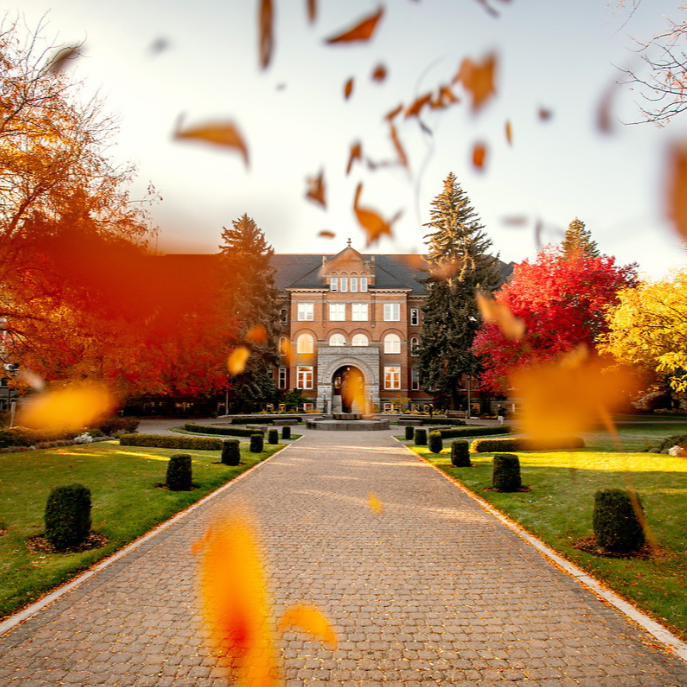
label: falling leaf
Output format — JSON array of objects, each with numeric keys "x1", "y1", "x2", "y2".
[
  {"x1": 432, "y1": 259, "x2": 461, "y2": 280},
  {"x1": 246, "y1": 325, "x2": 268, "y2": 345},
  {"x1": 501, "y1": 215, "x2": 528, "y2": 226},
  {"x1": 259, "y1": 0, "x2": 274, "y2": 69},
  {"x1": 344, "y1": 77, "x2": 354, "y2": 100},
  {"x1": 538, "y1": 107, "x2": 553, "y2": 121},
  {"x1": 341, "y1": 366, "x2": 367, "y2": 412},
  {"x1": 597, "y1": 87, "x2": 615, "y2": 134},
  {"x1": 389, "y1": 123, "x2": 408, "y2": 170},
  {"x1": 404, "y1": 92, "x2": 432, "y2": 118},
  {"x1": 371, "y1": 64, "x2": 387, "y2": 82},
  {"x1": 18, "y1": 369, "x2": 45, "y2": 392},
  {"x1": 666, "y1": 141, "x2": 687, "y2": 240},
  {"x1": 174, "y1": 120, "x2": 249, "y2": 167},
  {"x1": 318, "y1": 230, "x2": 336, "y2": 238},
  {"x1": 278, "y1": 605, "x2": 338, "y2": 648},
  {"x1": 368, "y1": 492, "x2": 384, "y2": 514},
  {"x1": 476, "y1": 292, "x2": 525, "y2": 340},
  {"x1": 430, "y1": 85, "x2": 459, "y2": 109},
  {"x1": 194, "y1": 515, "x2": 280, "y2": 687},
  {"x1": 398, "y1": 254, "x2": 428, "y2": 271},
  {"x1": 148, "y1": 37, "x2": 170, "y2": 56},
  {"x1": 353, "y1": 183, "x2": 401, "y2": 246},
  {"x1": 505, "y1": 120, "x2": 513, "y2": 145},
  {"x1": 17, "y1": 382, "x2": 116, "y2": 431},
  {"x1": 346, "y1": 141, "x2": 362, "y2": 175},
  {"x1": 307, "y1": 0, "x2": 317, "y2": 23},
  {"x1": 45, "y1": 45, "x2": 82, "y2": 74},
  {"x1": 384, "y1": 103, "x2": 404, "y2": 121},
  {"x1": 454, "y1": 53, "x2": 497, "y2": 112},
  {"x1": 306, "y1": 170, "x2": 326, "y2": 208},
  {"x1": 472, "y1": 142, "x2": 487, "y2": 170},
  {"x1": 228, "y1": 346, "x2": 251, "y2": 375},
  {"x1": 325, "y1": 6, "x2": 384, "y2": 44}
]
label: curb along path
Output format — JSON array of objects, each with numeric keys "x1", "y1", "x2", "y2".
[{"x1": 1, "y1": 429, "x2": 686, "y2": 686}]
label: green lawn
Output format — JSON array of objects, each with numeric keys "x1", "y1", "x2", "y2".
[
  {"x1": 0, "y1": 440, "x2": 283, "y2": 619},
  {"x1": 411, "y1": 426, "x2": 687, "y2": 642}
]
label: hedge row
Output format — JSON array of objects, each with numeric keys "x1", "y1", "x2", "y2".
[
  {"x1": 470, "y1": 436, "x2": 585, "y2": 453},
  {"x1": 437, "y1": 425, "x2": 512, "y2": 440},
  {"x1": 421, "y1": 418, "x2": 465, "y2": 426},
  {"x1": 230, "y1": 416, "x2": 302, "y2": 424},
  {"x1": 184, "y1": 423, "x2": 265, "y2": 437},
  {"x1": 0, "y1": 427, "x2": 80, "y2": 448},
  {"x1": 120, "y1": 434, "x2": 223, "y2": 450}
]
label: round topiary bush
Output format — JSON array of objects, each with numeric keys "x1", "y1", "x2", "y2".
[
  {"x1": 166, "y1": 454, "x2": 192, "y2": 491},
  {"x1": 492, "y1": 453, "x2": 522, "y2": 492},
  {"x1": 593, "y1": 488, "x2": 645, "y2": 552},
  {"x1": 250, "y1": 433, "x2": 264, "y2": 453},
  {"x1": 414, "y1": 428, "x2": 428, "y2": 446},
  {"x1": 451, "y1": 440, "x2": 471, "y2": 467},
  {"x1": 405, "y1": 425, "x2": 414, "y2": 441},
  {"x1": 45, "y1": 483, "x2": 92, "y2": 550},
  {"x1": 428, "y1": 431, "x2": 443, "y2": 454},
  {"x1": 221, "y1": 440, "x2": 240, "y2": 466},
  {"x1": 281, "y1": 426, "x2": 291, "y2": 440},
  {"x1": 267, "y1": 429, "x2": 279, "y2": 445}
]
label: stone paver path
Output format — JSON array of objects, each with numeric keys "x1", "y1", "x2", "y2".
[{"x1": 1, "y1": 429, "x2": 687, "y2": 686}]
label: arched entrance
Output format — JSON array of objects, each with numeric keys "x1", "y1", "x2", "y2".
[{"x1": 332, "y1": 365, "x2": 365, "y2": 413}]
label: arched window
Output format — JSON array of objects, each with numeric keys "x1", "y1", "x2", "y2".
[
  {"x1": 410, "y1": 337, "x2": 419, "y2": 356},
  {"x1": 329, "y1": 333, "x2": 345, "y2": 346},
  {"x1": 352, "y1": 333, "x2": 369, "y2": 347},
  {"x1": 297, "y1": 333, "x2": 314, "y2": 354},
  {"x1": 279, "y1": 337, "x2": 288, "y2": 355},
  {"x1": 384, "y1": 333, "x2": 401, "y2": 354}
]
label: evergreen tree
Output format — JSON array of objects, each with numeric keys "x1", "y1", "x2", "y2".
[
  {"x1": 561, "y1": 218, "x2": 600, "y2": 259},
  {"x1": 219, "y1": 214, "x2": 280, "y2": 408},
  {"x1": 418, "y1": 173, "x2": 501, "y2": 409}
]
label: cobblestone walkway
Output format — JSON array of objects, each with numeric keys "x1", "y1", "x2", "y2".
[{"x1": 1, "y1": 429, "x2": 687, "y2": 686}]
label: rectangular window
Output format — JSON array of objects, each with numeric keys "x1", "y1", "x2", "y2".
[
  {"x1": 350, "y1": 277, "x2": 358, "y2": 292},
  {"x1": 329, "y1": 303, "x2": 346, "y2": 321},
  {"x1": 360, "y1": 277, "x2": 368, "y2": 292},
  {"x1": 411, "y1": 367, "x2": 419, "y2": 391},
  {"x1": 297, "y1": 366, "x2": 313, "y2": 389},
  {"x1": 297, "y1": 303, "x2": 314, "y2": 321},
  {"x1": 384, "y1": 365, "x2": 401, "y2": 390},
  {"x1": 340, "y1": 277, "x2": 348, "y2": 292},
  {"x1": 330, "y1": 277, "x2": 338, "y2": 292},
  {"x1": 410, "y1": 308, "x2": 419, "y2": 326},
  {"x1": 351, "y1": 303, "x2": 368, "y2": 321},
  {"x1": 278, "y1": 367, "x2": 287, "y2": 389},
  {"x1": 280, "y1": 308, "x2": 288, "y2": 325},
  {"x1": 383, "y1": 303, "x2": 400, "y2": 321},
  {"x1": 383, "y1": 402, "x2": 393, "y2": 412}
]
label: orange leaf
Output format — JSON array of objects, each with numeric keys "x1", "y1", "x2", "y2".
[
  {"x1": 174, "y1": 120, "x2": 249, "y2": 167},
  {"x1": 307, "y1": 0, "x2": 317, "y2": 23},
  {"x1": 318, "y1": 230, "x2": 336, "y2": 239},
  {"x1": 278, "y1": 605, "x2": 338, "y2": 649},
  {"x1": 246, "y1": 325, "x2": 268, "y2": 345},
  {"x1": 397, "y1": 254, "x2": 428, "y2": 271},
  {"x1": 371, "y1": 63, "x2": 387, "y2": 82},
  {"x1": 454, "y1": 53, "x2": 497, "y2": 113},
  {"x1": 476, "y1": 292, "x2": 525, "y2": 340},
  {"x1": 389, "y1": 123, "x2": 408, "y2": 170},
  {"x1": 472, "y1": 142, "x2": 487, "y2": 170},
  {"x1": 228, "y1": 346, "x2": 251, "y2": 375},
  {"x1": 341, "y1": 366, "x2": 367, "y2": 412},
  {"x1": 306, "y1": 169, "x2": 326, "y2": 208},
  {"x1": 344, "y1": 77, "x2": 354, "y2": 100},
  {"x1": 194, "y1": 515, "x2": 280, "y2": 686},
  {"x1": 325, "y1": 6, "x2": 384, "y2": 44},
  {"x1": 384, "y1": 103, "x2": 403, "y2": 121},
  {"x1": 368, "y1": 492, "x2": 384, "y2": 514},
  {"x1": 505, "y1": 120, "x2": 513, "y2": 145},
  {"x1": 346, "y1": 141, "x2": 362, "y2": 175},
  {"x1": 404, "y1": 92, "x2": 432, "y2": 118},
  {"x1": 17, "y1": 382, "x2": 116, "y2": 431},
  {"x1": 666, "y1": 142, "x2": 687, "y2": 241},
  {"x1": 353, "y1": 183, "x2": 400, "y2": 246},
  {"x1": 259, "y1": 0, "x2": 274, "y2": 69}
]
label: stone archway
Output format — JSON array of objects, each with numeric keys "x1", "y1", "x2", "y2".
[
  {"x1": 316, "y1": 348, "x2": 380, "y2": 413},
  {"x1": 332, "y1": 364, "x2": 365, "y2": 413}
]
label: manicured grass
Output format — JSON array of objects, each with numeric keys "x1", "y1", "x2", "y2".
[
  {"x1": 410, "y1": 432, "x2": 687, "y2": 641},
  {"x1": 0, "y1": 440, "x2": 283, "y2": 619}
]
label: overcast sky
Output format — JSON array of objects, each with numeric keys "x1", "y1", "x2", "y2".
[{"x1": 13, "y1": 0, "x2": 687, "y2": 278}]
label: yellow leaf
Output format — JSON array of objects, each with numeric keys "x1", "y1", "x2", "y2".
[
  {"x1": 476, "y1": 292, "x2": 525, "y2": 340},
  {"x1": 174, "y1": 120, "x2": 249, "y2": 167},
  {"x1": 505, "y1": 120, "x2": 513, "y2": 145},
  {"x1": 368, "y1": 492, "x2": 383, "y2": 514},
  {"x1": 228, "y1": 346, "x2": 251, "y2": 375},
  {"x1": 278, "y1": 605, "x2": 338, "y2": 649}
]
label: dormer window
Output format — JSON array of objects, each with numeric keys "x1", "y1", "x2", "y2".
[{"x1": 330, "y1": 277, "x2": 338, "y2": 291}]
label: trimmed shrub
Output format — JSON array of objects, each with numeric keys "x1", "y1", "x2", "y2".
[
  {"x1": 230, "y1": 415, "x2": 302, "y2": 424},
  {"x1": 221, "y1": 440, "x2": 241, "y2": 466},
  {"x1": 45, "y1": 483, "x2": 92, "y2": 550},
  {"x1": 471, "y1": 436, "x2": 585, "y2": 453},
  {"x1": 593, "y1": 488, "x2": 645, "y2": 552},
  {"x1": 405, "y1": 425, "x2": 414, "y2": 440},
  {"x1": 281, "y1": 426, "x2": 291, "y2": 440},
  {"x1": 119, "y1": 434, "x2": 222, "y2": 450},
  {"x1": 439, "y1": 425, "x2": 511, "y2": 440},
  {"x1": 414, "y1": 428, "x2": 428, "y2": 446},
  {"x1": 96, "y1": 416, "x2": 139, "y2": 436},
  {"x1": 166, "y1": 454, "x2": 192, "y2": 491},
  {"x1": 492, "y1": 453, "x2": 522, "y2": 492},
  {"x1": 450, "y1": 440, "x2": 471, "y2": 467},
  {"x1": 0, "y1": 427, "x2": 79, "y2": 448},
  {"x1": 428, "y1": 431, "x2": 443, "y2": 454},
  {"x1": 250, "y1": 433, "x2": 264, "y2": 453},
  {"x1": 184, "y1": 423, "x2": 265, "y2": 438},
  {"x1": 267, "y1": 429, "x2": 279, "y2": 445},
  {"x1": 421, "y1": 418, "x2": 466, "y2": 426}
]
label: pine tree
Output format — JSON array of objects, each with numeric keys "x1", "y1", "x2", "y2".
[
  {"x1": 418, "y1": 173, "x2": 501, "y2": 409},
  {"x1": 219, "y1": 214, "x2": 280, "y2": 408},
  {"x1": 561, "y1": 218, "x2": 600, "y2": 259}
]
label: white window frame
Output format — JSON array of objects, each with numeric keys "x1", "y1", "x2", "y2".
[
  {"x1": 383, "y1": 303, "x2": 400, "y2": 321},
  {"x1": 410, "y1": 337, "x2": 419, "y2": 356},
  {"x1": 360, "y1": 277, "x2": 368, "y2": 292},
  {"x1": 383, "y1": 402, "x2": 393, "y2": 412},
  {"x1": 330, "y1": 277, "x2": 338, "y2": 292},
  {"x1": 329, "y1": 303, "x2": 346, "y2": 321},
  {"x1": 298, "y1": 302, "x2": 314, "y2": 321},
  {"x1": 384, "y1": 366, "x2": 401, "y2": 390},
  {"x1": 411, "y1": 366, "x2": 419, "y2": 391},
  {"x1": 329, "y1": 333, "x2": 345, "y2": 347},
  {"x1": 340, "y1": 277, "x2": 348, "y2": 292},
  {"x1": 297, "y1": 333, "x2": 314, "y2": 354},
  {"x1": 280, "y1": 308, "x2": 288, "y2": 325},
  {"x1": 278, "y1": 367, "x2": 287, "y2": 389},
  {"x1": 384, "y1": 333, "x2": 401, "y2": 354},
  {"x1": 297, "y1": 366, "x2": 313, "y2": 389},
  {"x1": 351, "y1": 303, "x2": 368, "y2": 321},
  {"x1": 410, "y1": 308, "x2": 419, "y2": 326},
  {"x1": 352, "y1": 333, "x2": 369, "y2": 347},
  {"x1": 350, "y1": 277, "x2": 358, "y2": 292}
]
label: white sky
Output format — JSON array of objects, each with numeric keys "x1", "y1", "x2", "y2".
[{"x1": 13, "y1": 0, "x2": 687, "y2": 278}]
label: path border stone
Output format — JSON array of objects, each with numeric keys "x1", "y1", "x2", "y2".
[
  {"x1": 401, "y1": 439, "x2": 687, "y2": 666},
  {"x1": 0, "y1": 440, "x2": 299, "y2": 638}
]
